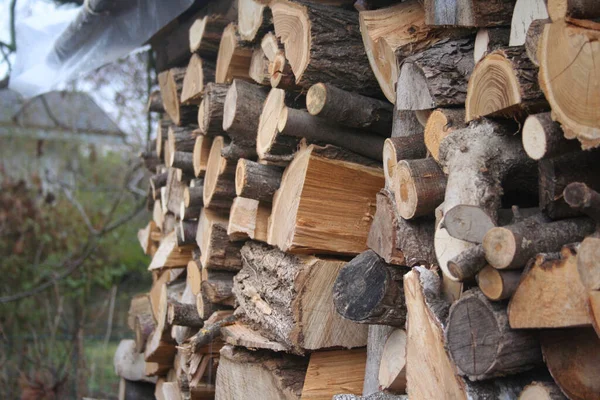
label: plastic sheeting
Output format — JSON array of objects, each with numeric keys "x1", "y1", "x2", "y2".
[{"x1": 9, "y1": 0, "x2": 195, "y2": 97}]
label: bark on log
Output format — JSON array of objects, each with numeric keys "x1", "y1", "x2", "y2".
[
  {"x1": 147, "y1": 90, "x2": 164, "y2": 114},
  {"x1": 193, "y1": 135, "x2": 212, "y2": 178},
  {"x1": 424, "y1": 0, "x2": 516, "y2": 27},
  {"x1": 238, "y1": 0, "x2": 273, "y2": 42},
  {"x1": 177, "y1": 220, "x2": 198, "y2": 247},
  {"x1": 169, "y1": 152, "x2": 194, "y2": 176},
  {"x1": 134, "y1": 312, "x2": 155, "y2": 353},
  {"x1": 183, "y1": 186, "x2": 203, "y2": 209},
  {"x1": 333, "y1": 250, "x2": 410, "y2": 327},
  {"x1": 519, "y1": 381, "x2": 567, "y2": 400},
  {"x1": 396, "y1": 38, "x2": 475, "y2": 111},
  {"x1": 190, "y1": 0, "x2": 238, "y2": 57},
  {"x1": 234, "y1": 241, "x2": 368, "y2": 352},
  {"x1": 547, "y1": 0, "x2": 600, "y2": 21},
  {"x1": 541, "y1": 328, "x2": 600, "y2": 400},
  {"x1": 198, "y1": 83, "x2": 229, "y2": 136},
  {"x1": 156, "y1": 118, "x2": 172, "y2": 159},
  {"x1": 474, "y1": 27, "x2": 510, "y2": 63},
  {"x1": 271, "y1": 0, "x2": 380, "y2": 96},
  {"x1": 522, "y1": 112, "x2": 579, "y2": 160},
  {"x1": 201, "y1": 271, "x2": 235, "y2": 305},
  {"x1": 306, "y1": 83, "x2": 393, "y2": 136},
  {"x1": 378, "y1": 329, "x2": 407, "y2": 393},
  {"x1": 181, "y1": 54, "x2": 216, "y2": 105},
  {"x1": 538, "y1": 20, "x2": 600, "y2": 149},
  {"x1": 477, "y1": 265, "x2": 521, "y2": 301},
  {"x1": 150, "y1": 173, "x2": 168, "y2": 201},
  {"x1": 334, "y1": 394, "x2": 406, "y2": 400},
  {"x1": 197, "y1": 291, "x2": 231, "y2": 320},
  {"x1": 235, "y1": 159, "x2": 283, "y2": 202},
  {"x1": 447, "y1": 244, "x2": 487, "y2": 282},
  {"x1": 227, "y1": 197, "x2": 270, "y2": 242},
  {"x1": 363, "y1": 325, "x2": 395, "y2": 396},
  {"x1": 564, "y1": 182, "x2": 600, "y2": 224},
  {"x1": 524, "y1": 19, "x2": 549, "y2": 67},
  {"x1": 423, "y1": 108, "x2": 466, "y2": 162},
  {"x1": 167, "y1": 301, "x2": 204, "y2": 328},
  {"x1": 391, "y1": 110, "x2": 424, "y2": 138},
  {"x1": 393, "y1": 158, "x2": 446, "y2": 219},
  {"x1": 508, "y1": 245, "x2": 593, "y2": 328},
  {"x1": 158, "y1": 68, "x2": 197, "y2": 126},
  {"x1": 269, "y1": 49, "x2": 299, "y2": 90},
  {"x1": 382, "y1": 135, "x2": 427, "y2": 189},
  {"x1": 359, "y1": 1, "x2": 462, "y2": 103},
  {"x1": 168, "y1": 124, "x2": 197, "y2": 156},
  {"x1": 446, "y1": 288, "x2": 542, "y2": 381},
  {"x1": 196, "y1": 209, "x2": 243, "y2": 271},
  {"x1": 509, "y1": 0, "x2": 548, "y2": 46},
  {"x1": 268, "y1": 144, "x2": 384, "y2": 255},
  {"x1": 203, "y1": 136, "x2": 237, "y2": 211},
  {"x1": 215, "y1": 23, "x2": 253, "y2": 84},
  {"x1": 466, "y1": 47, "x2": 548, "y2": 122}
]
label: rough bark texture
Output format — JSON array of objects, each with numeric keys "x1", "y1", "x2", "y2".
[
  {"x1": 203, "y1": 137, "x2": 237, "y2": 211},
  {"x1": 564, "y1": 182, "x2": 600, "y2": 224},
  {"x1": 474, "y1": 27, "x2": 510, "y2": 63},
  {"x1": 201, "y1": 274, "x2": 235, "y2": 305},
  {"x1": 524, "y1": 19, "x2": 549, "y2": 67},
  {"x1": 235, "y1": 159, "x2": 283, "y2": 202},
  {"x1": 446, "y1": 288, "x2": 542, "y2": 381},
  {"x1": 477, "y1": 265, "x2": 521, "y2": 301},
  {"x1": 167, "y1": 301, "x2": 204, "y2": 328},
  {"x1": 396, "y1": 38, "x2": 475, "y2": 110},
  {"x1": 424, "y1": 0, "x2": 516, "y2": 27},
  {"x1": 391, "y1": 110, "x2": 424, "y2": 138},
  {"x1": 367, "y1": 190, "x2": 406, "y2": 265},
  {"x1": 447, "y1": 244, "x2": 487, "y2": 281},
  {"x1": 306, "y1": 83, "x2": 393, "y2": 136},
  {"x1": 169, "y1": 126, "x2": 198, "y2": 154},
  {"x1": 394, "y1": 158, "x2": 447, "y2": 219},
  {"x1": 198, "y1": 83, "x2": 229, "y2": 136},
  {"x1": 383, "y1": 135, "x2": 427, "y2": 188}
]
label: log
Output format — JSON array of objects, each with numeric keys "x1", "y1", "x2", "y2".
[
  {"x1": 377, "y1": 329, "x2": 407, "y2": 393},
  {"x1": 222, "y1": 79, "x2": 269, "y2": 156},
  {"x1": 539, "y1": 150, "x2": 600, "y2": 219},
  {"x1": 177, "y1": 220, "x2": 198, "y2": 246},
  {"x1": 234, "y1": 241, "x2": 368, "y2": 352},
  {"x1": 198, "y1": 83, "x2": 229, "y2": 136},
  {"x1": 442, "y1": 204, "x2": 519, "y2": 244},
  {"x1": 215, "y1": 23, "x2": 253, "y2": 84},
  {"x1": 508, "y1": 245, "x2": 592, "y2": 328},
  {"x1": 474, "y1": 27, "x2": 510, "y2": 63},
  {"x1": 196, "y1": 209, "x2": 243, "y2": 271},
  {"x1": 156, "y1": 118, "x2": 172, "y2": 159},
  {"x1": 238, "y1": 0, "x2": 273, "y2": 42},
  {"x1": 167, "y1": 301, "x2": 204, "y2": 328},
  {"x1": 187, "y1": 260, "x2": 202, "y2": 296},
  {"x1": 193, "y1": 135, "x2": 212, "y2": 177},
  {"x1": 547, "y1": 0, "x2": 600, "y2": 21},
  {"x1": 522, "y1": 112, "x2": 579, "y2": 160},
  {"x1": 215, "y1": 345, "x2": 308, "y2": 400},
  {"x1": 164, "y1": 168, "x2": 188, "y2": 217},
  {"x1": 137, "y1": 221, "x2": 157, "y2": 256},
  {"x1": 134, "y1": 313, "x2": 155, "y2": 353},
  {"x1": 221, "y1": 322, "x2": 288, "y2": 352},
  {"x1": 334, "y1": 394, "x2": 406, "y2": 400},
  {"x1": 306, "y1": 83, "x2": 393, "y2": 136},
  {"x1": 590, "y1": 291, "x2": 600, "y2": 337},
  {"x1": 158, "y1": 68, "x2": 197, "y2": 126},
  {"x1": 333, "y1": 251, "x2": 409, "y2": 327},
  {"x1": 382, "y1": 135, "x2": 427, "y2": 189},
  {"x1": 445, "y1": 288, "x2": 542, "y2": 380},
  {"x1": 190, "y1": 3, "x2": 237, "y2": 57},
  {"x1": 249, "y1": 47, "x2": 271, "y2": 85},
  {"x1": 147, "y1": 90, "x2": 165, "y2": 113},
  {"x1": 150, "y1": 174, "x2": 168, "y2": 201},
  {"x1": 144, "y1": 329, "x2": 176, "y2": 365},
  {"x1": 396, "y1": 38, "x2": 475, "y2": 111},
  {"x1": 301, "y1": 349, "x2": 367, "y2": 399},
  {"x1": 227, "y1": 197, "x2": 270, "y2": 242},
  {"x1": 180, "y1": 202, "x2": 202, "y2": 222},
  {"x1": 423, "y1": 108, "x2": 466, "y2": 162},
  {"x1": 203, "y1": 136, "x2": 237, "y2": 211},
  {"x1": 541, "y1": 328, "x2": 600, "y2": 400},
  {"x1": 363, "y1": 325, "x2": 395, "y2": 396},
  {"x1": 235, "y1": 159, "x2": 283, "y2": 202},
  {"x1": 201, "y1": 270, "x2": 235, "y2": 305},
  {"x1": 482, "y1": 216, "x2": 595, "y2": 269},
  {"x1": 184, "y1": 185, "x2": 203, "y2": 209},
  {"x1": 423, "y1": 0, "x2": 516, "y2": 27},
  {"x1": 197, "y1": 290, "x2": 231, "y2": 319},
  {"x1": 181, "y1": 54, "x2": 216, "y2": 105},
  {"x1": 393, "y1": 158, "x2": 446, "y2": 219},
  {"x1": 391, "y1": 110, "x2": 424, "y2": 138},
  {"x1": 538, "y1": 20, "x2": 600, "y2": 149},
  {"x1": 524, "y1": 19, "x2": 549, "y2": 67},
  {"x1": 169, "y1": 152, "x2": 194, "y2": 176},
  {"x1": 519, "y1": 381, "x2": 567, "y2": 400},
  {"x1": 477, "y1": 264, "x2": 521, "y2": 301},
  {"x1": 114, "y1": 339, "x2": 157, "y2": 383},
  {"x1": 271, "y1": 0, "x2": 380, "y2": 96},
  {"x1": 269, "y1": 50, "x2": 299, "y2": 90},
  {"x1": 261, "y1": 31, "x2": 283, "y2": 62},
  {"x1": 564, "y1": 182, "x2": 600, "y2": 225},
  {"x1": 466, "y1": 47, "x2": 548, "y2": 121},
  {"x1": 148, "y1": 231, "x2": 194, "y2": 270},
  {"x1": 509, "y1": 0, "x2": 549, "y2": 46},
  {"x1": 578, "y1": 234, "x2": 600, "y2": 293},
  {"x1": 118, "y1": 379, "x2": 156, "y2": 400},
  {"x1": 447, "y1": 244, "x2": 488, "y2": 282},
  {"x1": 268, "y1": 144, "x2": 384, "y2": 255}
]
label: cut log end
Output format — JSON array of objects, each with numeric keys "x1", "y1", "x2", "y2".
[
  {"x1": 482, "y1": 227, "x2": 517, "y2": 270},
  {"x1": 306, "y1": 82, "x2": 327, "y2": 116},
  {"x1": 519, "y1": 381, "x2": 567, "y2": 400}
]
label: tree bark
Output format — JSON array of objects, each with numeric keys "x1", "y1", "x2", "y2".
[
  {"x1": 201, "y1": 272, "x2": 235, "y2": 305},
  {"x1": 477, "y1": 265, "x2": 521, "y2": 301},
  {"x1": 524, "y1": 19, "x2": 549, "y2": 67},
  {"x1": 170, "y1": 151, "x2": 194, "y2": 175},
  {"x1": 235, "y1": 159, "x2": 283, "y2": 202},
  {"x1": 363, "y1": 325, "x2": 395, "y2": 396},
  {"x1": 424, "y1": 0, "x2": 516, "y2": 26},
  {"x1": 382, "y1": 135, "x2": 427, "y2": 189},
  {"x1": 184, "y1": 185, "x2": 203, "y2": 208},
  {"x1": 238, "y1": 0, "x2": 273, "y2": 42},
  {"x1": 564, "y1": 182, "x2": 600, "y2": 224},
  {"x1": 203, "y1": 136, "x2": 237, "y2": 211},
  {"x1": 393, "y1": 158, "x2": 446, "y2": 219},
  {"x1": 547, "y1": 0, "x2": 600, "y2": 20},
  {"x1": 522, "y1": 112, "x2": 579, "y2": 160},
  {"x1": 167, "y1": 301, "x2": 204, "y2": 328},
  {"x1": 447, "y1": 244, "x2": 487, "y2": 282},
  {"x1": 474, "y1": 27, "x2": 510, "y2": 63},
  {"x1": 196, "y1": 209, "x2": 243, "y2": 271},
  {"x1": 198, "y1": 83, "x2": 229, "y2": 136}
]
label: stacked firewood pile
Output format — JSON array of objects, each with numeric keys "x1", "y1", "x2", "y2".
[{"x1": 115, "y1": 0, "x2": 600, "y2": 399}]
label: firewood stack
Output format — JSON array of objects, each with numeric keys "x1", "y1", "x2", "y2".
[{"x1": 122, "y1": 0, "x2": 600, "y2": 399}]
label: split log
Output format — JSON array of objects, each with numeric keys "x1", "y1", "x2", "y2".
[
  {"x1": 538, "y1": 20, "x2": 600, "y2": 149},
  {"x1": 509, "y1": 0, "x2": 548, "y2": 46},
  {"x1": 393, "y1": 158, "x2": 446, "y2": 219},
  {"x1": 215, "y1": 23, "x2": 253, "y2": 84},
  {"x1": 424, "y1": 0, "x2": 515, "y2": 27},
  {"x1": 396, "y1": 38, "x2": 474, "y2": 111},
  {"x1": 137, "y1": 221, "x2": 157, "y2": 256},
  {"x1": 333, "y1": 250, "x2": 410, "y2": 327},
  {"x1": 359, "y1": 1, "x2": 461, "y2": 103},
  {"x1": 215, "y1": 345, "x2": 308, "y2": 400},
  {"x1": 269, "y1": 50, "x2": 298, "y2": 90},
  {"x1": 189, "y1": 2, "x2": 237, "y2": 57},
  {"x1": 167, "y1": 301, "x2": 204, "y2": 328},
  {"x1": 363, "y1": 325, "x2": 395, "y2": 396},
  {"x1": 235, "y1": 159, "x2": 283, "y2": 202},
  {"x1": 306, "y1": 83, "x2": 393, "y2": 136},
  {"x1": 196, "y1": 209, "x2": 243, "y2": 271},
  {"x1": 203, "y1": 136, "x2": 236, "y2": 211},
  {"x1": 238, "y1": 0, "x2": 273, "y2": 42},
  {"x1": 539, "y1": 150, "x2": 600, "y2": 219},
  {"x1": 382, "y1": 135, "x2": 427, "y2": 189},
  {"x1": 466, "y1": 47, "x2": 548, "y2": 121},
  {"x1": 144, "y1": 329, "x2": 176, "y2": 365},
  {"x1": 201, "y1": 270, "x2": 235, "y2": 305},
  {"x1": 590, "y1": 291, "x2": 600, "y2": 337},
  {"x1": 193, "y1": 135, "x2": 212, "y2": 177},
  {"x1": 261, "y1": 31, "x2": 283, "y2": 62},
  {"x1": 227, "y1": 197, "x2": 270, "y2": 242},
  {"x1": 519, "y1": 381, "x2": 567, "y2": 400},
  {"x1": 249, "y1": 47, "x2": 270, "y2": 85},
  {"x1": 114, "y1": 339, "x2": 157, "y2": 383},
  {"x1": 378, "y1": 329, "x2": 407, "y2": 393},
  {"x1": 301, "y1": 349, "x2": 367, "y2": 398},
  {"x1": 446, "y1": 288, "x2": 542, "y2": 380},
  {"x1": 477, "y1": 265, "x2": 520, "y2": 301},
  {"x1": 181, "y1": 54, "x2": 215, "y2": 105},
  {"x1": 164, "y1": 168, "x2": 188, "y2": 216},
  {"x1": 177, "y1": 220, "x2": 198, "y2": 247},
  {"x1": 271, "y1": 0, "x2": 380, "y2": 96},
  {"x1": 482, "y1": 216, "x2": 595, "y2": 269},
  {"x1": 474, "y1": 27, "x2": 510, "y2": 63},
  {"x1": 186, "y1": 260, "x2": 202, "y2": 296},
  {"x1": 268, "y1": 144, "x2": 384, "y2": 255},
  {"x1": 222, "y1": 79, "x2": 269, "y2": 157},
  {"x1": 148, "y1": 231, "x2": 194, "y2": 270},
  {"x1": 508, "y1": 245, "x2": 592, "y2": 328},
  {"x1": 198, "y1": 83, "x2": 229, "y2": 136},
  {"x1": 447, "y1": 244, "x2": 487, "y2": 281},
  {"x1": 234, "y1": 241, "x2": 368, "y2": 352},
  {"x1": 522, "y1": 112, "x2": 579, "y2": 160},
  {"x1": 158, "y1": 68, "x2": 197, "y2": 126},
  {"x1": 423, "y1": 108, "x2": 466, "y2": 162},
  {"x1": 541, "y1": 328, "x2": 600, "y2": 400},
  {"x1": 404, "y1": 268, "x2": 530, "y2": 398},
  {"x1": 547, "y1": 0, "x2": 600, "y2": 21},
  {"x1": 524, "y1": 19, "x2": 549, "y2": 67}
]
